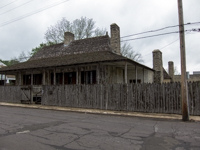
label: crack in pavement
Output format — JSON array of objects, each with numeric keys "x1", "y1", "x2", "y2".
[
  {"x1": 65, "y1": 132, "x2": 94, "y2": 146},
  {"x1": 37, "y1": 131, "x2": 94, "y2": 150},
  {"x1": 0, "y1": 121, "x2": 64, "y2": 138}
]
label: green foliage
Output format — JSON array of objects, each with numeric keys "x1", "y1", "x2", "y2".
[
  {"x1": 0, "y1": 58, "x2": 20, "y2": 66},
  {"x1": 31, "y1": 43, "x2": 46, "y2": 56}
]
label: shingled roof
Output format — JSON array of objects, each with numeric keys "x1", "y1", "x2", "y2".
[
  {"x1": 0, "y1": 34, "x2": 155, "y2": 73},
  {"x1": 0, "y1": 51, "x2": 154, "y2": 72},
  {"x1": 29, "y1": 35, "x2": 111, "y2": 61}
]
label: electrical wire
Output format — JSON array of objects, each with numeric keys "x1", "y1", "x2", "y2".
[
  {"x1": 158, "y1": 29, "x2": 200, "y2": 50},
  {"x1": 159, "y1": 31, "x2": 190, "y2": 50},
  {"x1": 121, "y1": 31, "x2": 180, "y2": 42},
  {"x1": 32, "y1": 27, "x2": 199, "y2": 49},
  {"x1": 0, "y1": 0, "x2": 18, "y2": 9},
  {"x1": 0, "y1": 0, "x2": 70, "y2": 27},
  {"x1": 0, "y1": 0, "x2": 34, "y2": 16},
  {"x1": 121, "y1": 28, "x2": 200, "y2": 42},
  {"x1": 121, "y1": 22, "x2": 200, "y2": 38},
  {"x1": 160, "y1": 38, "x2": 179, "y2": 50}
]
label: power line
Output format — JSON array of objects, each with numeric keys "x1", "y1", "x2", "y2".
[
  {"x1": 154, "y1": 29, "x2": 199, "y2": 50},
  {"x1": 0, "y1": 0, "x2": 18, "y2": 9},
  {"x1": 0, "y1": 0, "x2": 34, "y2": 16},
  {"x1": 121, "y1": 22, "x2": 200, "y2": 39},
  {"x1": 160, "y1": 39, "x2": 179, "y2": 50},
  {"x1": 0, "y1": 0, "x2": 70, "y2": 27},
  {"x1": 159, "y1": 31, "x2": 191, "y2": 50},
  {"x1": 121, "y1": 28, "x2": 200, "y2": 42},
  {"x1": 121, "y1": 31, "x2": 179, "y2": 42}
]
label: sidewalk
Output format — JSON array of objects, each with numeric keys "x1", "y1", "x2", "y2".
[{"x1": 0, "y1": 102, "x2": 200, "y2": 121}]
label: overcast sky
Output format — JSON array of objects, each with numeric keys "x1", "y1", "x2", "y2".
[{"x1": 0, "y1": 0, "x2": 200, "y2": 74}]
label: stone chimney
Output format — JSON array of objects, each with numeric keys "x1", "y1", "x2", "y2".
[
  {"x1": 64, "y1": 32, "x2": 74, "y2": 46},
  {"x1": 168, "y1": 61, "x2": 174, "y2": 82},
  {"x1": 153, "y1": 49, "x2": 163, "y2": 83},
  {"x1": 110, "y1": 23, "x2": 121, "y2": 55}
]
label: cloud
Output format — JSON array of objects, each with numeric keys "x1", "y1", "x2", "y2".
[{"x1": 0, "y1": 0, "x2": 199, "y2": 73}]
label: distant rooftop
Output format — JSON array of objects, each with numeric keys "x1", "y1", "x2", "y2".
[
  {"x1": 0, "y1": 61, "x2": 6, "y2": 68},
  {"x1": 193, "y1": 71, "x2": 200, "y2": 75}
]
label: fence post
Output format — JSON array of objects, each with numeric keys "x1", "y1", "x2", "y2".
[
  {"x1": 100, "y1": 84, "x2": 102, "y2": 110},
  {"x1": 106, "y1": 84, "x2": 108, "y2": 110}
]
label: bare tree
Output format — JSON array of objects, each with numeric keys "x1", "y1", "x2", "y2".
[
  {"x1": 174, "y1": 66, "x2": 181, "y2": 75},
  {"x1": 44, "y1": 17, "x2": 106, "y2": 43},
  {"x1": 45, "y1": 18, "x2": 72, "y2": 43},
  {"x1": 94, "y1": 28, "x2": 107, "y2": 37},
  {"x1": 121, "y1": 42, "x2": 144, "y2": 63},
  {"x1": 18, "y1": 51, "x2": 31, "y2": 62},
  {"x1": 166, "y1": 66, "x2": 180, "y2": 75},
  {"x1": 85, "y1": 18, "x2": 95, "y2": 38}
]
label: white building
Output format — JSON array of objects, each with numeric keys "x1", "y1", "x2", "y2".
[{"x1": 0, "y1": 62, "x2": 16, "y2": 85}]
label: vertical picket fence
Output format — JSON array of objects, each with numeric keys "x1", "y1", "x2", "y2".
[{"x1": 0, "y1": 82, "x2": 200, "y2": 115}]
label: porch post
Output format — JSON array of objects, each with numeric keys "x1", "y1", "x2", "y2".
[
  {"x1": 97, "y1": 64, "x2": 100, "y2": 84},
  {"x1": 47, "y1": 70, "x2": 50, "y2": 85},
  {"x1": 54, "y1": 68, "x2": 56, "y2": 85},
  {"x1": 125, "y1": 61, "x2": 127, "y2": 84},
  {"x1": 135, "y1": 65, "x2": 137, "y2": 84},
  {"x1": 18, "y1": 72, "x2": 21, "y2": 85},
  {"x1": 62, "y1": 71, "x2": 65, "y2": 85},
  {"x1": 0, "y1": 73, "x2": 2, "y2": 85},
  {"x1": 143, "y1": 68, "x2": 145, "y2": 83},
  {"x1": 31, "y1": 71, "x2": 33, "y2": 86},
  {"x1": 78, "y1": 68, "x2": 81, "y2": 85},
  {"x1": 4, "y1": 73, "x2": 6, "y2": 86},
  {"x1": 30, "y1": 71, "x2": 33, "y2": 104},
  {"x1": 43, "y1": 69, "x2": 46, "y2": 85},
  {"x1": 76, "y1": 68, "x2": 79, "y2": 84}
]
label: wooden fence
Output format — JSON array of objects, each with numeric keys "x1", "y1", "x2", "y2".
[
  {"x1": 0, "y1": 86, "x2": 21, "y2": 103},
  {"x1": 0, "y1": 82, "x2": 200, "y2": 115}
]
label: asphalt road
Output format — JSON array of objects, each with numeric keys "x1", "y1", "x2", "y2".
[{"x1": 0, "y1": 106, "x2": 200, "y2": 150}]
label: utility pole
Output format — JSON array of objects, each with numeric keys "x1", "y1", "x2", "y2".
[{"x1": 177, "y1": 0, "x2": 189, "y2": 121}]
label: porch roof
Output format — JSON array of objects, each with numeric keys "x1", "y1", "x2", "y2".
[{"x1": 0, "y1": 51, "x2": 154, "y2": 73}]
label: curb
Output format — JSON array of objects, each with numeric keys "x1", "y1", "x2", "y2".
[{"x1": 0, "y1": 102, "x2": 200, "y2": 122}]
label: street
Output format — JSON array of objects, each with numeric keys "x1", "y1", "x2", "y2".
[{"x1": 0, "y1": 106, "x2": 200, "y2": 150}]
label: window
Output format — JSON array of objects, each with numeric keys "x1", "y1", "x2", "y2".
[
  {"x1": 56, "y1": 73, "x2": 63, "y2": 85},
  {"x1": 64, "y1": 72, "x2": 76, "y2": 84},
  {"x1": 50, "y1": 73, "x2": 54, "y2": 85},
  {"x1": 23, "y1": 74, "x2": 31, "y2": 85},
  {"x1": 23, "y1": 74, "x2": 42, "y2": 85},
  {"x1": 81, "y1": 70, "x2": 96, "y2": 84},
  {"x1": 0, "y1": 80, "x2": 5, "y2": 85},
  {"x1": 33, "y1": 74, "x2": 42, "y2": 85}
]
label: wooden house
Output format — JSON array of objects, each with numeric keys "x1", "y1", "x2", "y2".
[{"x1": 0, "y1": 23, "x2": 154, "y2": 87}]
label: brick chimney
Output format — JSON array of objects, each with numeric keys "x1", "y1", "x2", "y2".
[
  {"x1": 153, "y1": 49, "x2": 163, "y2": 83},
  {"x1": 168, "y1": 61, "x2": 174, "y2": 82},
  {"x1": 110, "y1": 23, "x2": 121, "y2": 55},
  {"x1": 64, "y1": 32, "x2": 74, "y2": 46}
]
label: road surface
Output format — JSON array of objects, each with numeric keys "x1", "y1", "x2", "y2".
[{"x1": 0, "y1": 106, "x2": 200, "y2": 150}]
